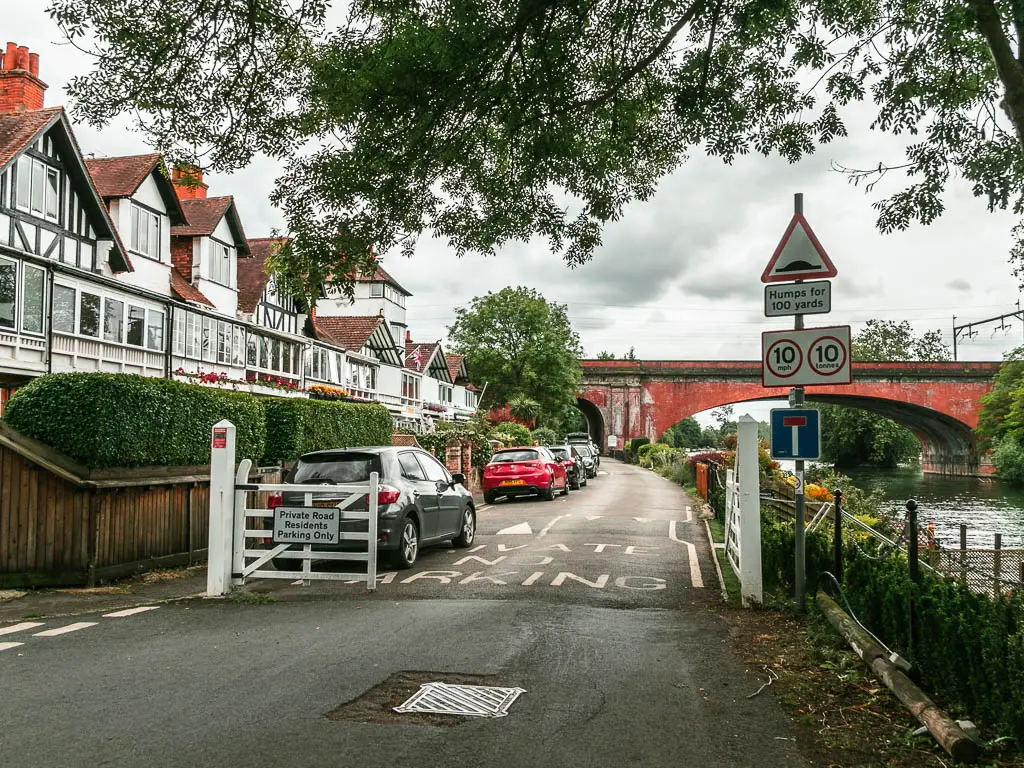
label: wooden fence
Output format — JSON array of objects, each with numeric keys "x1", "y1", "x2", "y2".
[{"x1": 0, "y1": 423, "x2": 281, "y2": 588}]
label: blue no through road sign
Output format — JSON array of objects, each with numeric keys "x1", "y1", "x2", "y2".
[{"x1": 770, "y1": 408, "x2": 820, "y2": 460}]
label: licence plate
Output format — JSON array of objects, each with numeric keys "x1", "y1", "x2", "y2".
[
  {"x1": 313, "y1": 500, "x2": 340, "y2": 508},
  {"x1": 500, "y1": 479, "x2": 525, "y2": 486}
]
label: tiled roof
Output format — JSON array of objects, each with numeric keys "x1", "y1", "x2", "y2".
[
  {"x1": 172, "y1": 197, "x2": 233, "y2": 236},
  {"x1": 170, "y1": 268, "x2": 214, "y2": 307},
  {"x1": 313, "y1": 316, "x2": 385, "y2": 351},
  {"x1": 0, "y1": 106, "x2": 62, "y2": 170},
  {"x1": 84, "y1": 153, "x2": 162, "y2": 198},
  {"x1": 445, "y1": 354, "x2": 467, "y2": 382},
  {"x1": 392, "y1": 434, "x2": 423, "y2": 448},
  {"x1": 405, "y1": 341, "x2": 439, "y2": 373},
  {"x1": 238, "y1": 237, "x2": 286, "y2": 314},
  {"x1": 355, "y1": 262, "x2": 412, "y2": 296}
]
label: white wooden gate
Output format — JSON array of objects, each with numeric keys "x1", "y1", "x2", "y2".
[
  {"x1": 724, "y1": 468, "x2": 742, "y2": 576},
  {"x1": 206, "y1": 420, "x2": 378, "y2": 595}
]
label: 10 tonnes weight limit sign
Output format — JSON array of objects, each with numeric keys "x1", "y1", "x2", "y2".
[{"x1": 761, "y1": 325, "x2": 852, "y2": 387}]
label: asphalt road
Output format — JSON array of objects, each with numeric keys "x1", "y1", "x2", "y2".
[{"x1": 0, "y1": 459, "x2": 808, "y2": 767}]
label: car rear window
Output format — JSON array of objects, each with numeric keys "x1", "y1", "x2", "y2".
[
  {"x1": 548, "y1": 448, "x2": 570, "y2": 460},
  {"x1": 491, "y1": 450, "x2": 540, "y2": 463},
  {"x1": 576, "y1": 445, "x2": 593, "y2": 456},
  {"x1": 289, "y1": 453, "x2": 382, "y2": 484}
]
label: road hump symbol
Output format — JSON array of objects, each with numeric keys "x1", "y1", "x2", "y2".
[{"x1": 762, "y1": 213, "x2": 837, "y2": 283}]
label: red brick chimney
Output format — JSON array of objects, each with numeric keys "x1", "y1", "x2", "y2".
[
  {"x1": 405, "y1": 330, "x2": 412, "y2": 344},
  {"x1": 0, "y1": 42, "x2": 47, "y2": 114},
  {"x1": 171, "y1": 165, "x2": 208, "y2": 200}
]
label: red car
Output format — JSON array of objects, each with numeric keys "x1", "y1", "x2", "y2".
[{"x1": 483, "y1": 446, "x2": 569, "y2": 504}]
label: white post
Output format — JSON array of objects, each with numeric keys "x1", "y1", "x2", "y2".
[
  {"x1": 206, "y1": 420, "x2": 236, "y2": 597},
  {"x1": 232, "y1": 459, "x2": 252, "y2": 586},
  {"x1": 737, "y1": 414, "x2": 763, "y2": 606}
]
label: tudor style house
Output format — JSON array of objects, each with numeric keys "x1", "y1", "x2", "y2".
[{"x1": 0, "y1": 42, "x2": 479, "y2": 424}]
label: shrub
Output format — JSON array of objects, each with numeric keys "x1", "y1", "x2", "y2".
[
  {"x1": 3, "y1": 372, "x2": 266, "y2": 468},
  {"x1": 637, "y1": 442, "x2": 673, "y2": 467},
  {"x1": 686, "y1": 450, "x2": 727, "y2": 468},
  {"x1": 489, "y1": 421, "x2": 532, "y2": 446},
  {"x1": 993, "y1": 435, "x2": 1024, "y2": 484},
  {"x1": 414, "y1": 417, "x2": 493, "y2": 468},
  {"x1": 262, "y1": 398, "x2": 393, "y2": 464},
  {"x1": 629, "y1": 436, "x2": 650, "y2": 455},
  {"x1": 531, "y1": 426, "x2": 558, "y2": 446}
]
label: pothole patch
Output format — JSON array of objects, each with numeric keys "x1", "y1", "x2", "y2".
[{"x1": 326, "y1": 671, "x2": 507, "y2": 727}]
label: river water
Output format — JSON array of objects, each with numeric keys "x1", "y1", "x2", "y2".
[{"x1": 842, "y1": 467, "x2": 1024, "y2": 549}]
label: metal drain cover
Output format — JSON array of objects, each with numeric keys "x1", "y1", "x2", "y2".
[{"x1": 394, "y1": 683, "x2": 526, "y2": 718}]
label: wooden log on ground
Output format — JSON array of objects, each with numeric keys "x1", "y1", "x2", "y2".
[{"x1": 816, "y1": 591, "x2": 979, "y2": 764}]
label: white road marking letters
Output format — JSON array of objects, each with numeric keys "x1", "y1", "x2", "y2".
[
  {"x1": 33, "y1": 622, "x2": 98, "y2": 637},
  {"x1": 585, "y1": 543, "x2": 621, "y2": 553},
  {"x1": 0, "y1": 622, "x2": 44, "y2": 636},
  {"x1": 624, "y1": 546, "x2": 659, "y2": 556},
  {"x1": 615, "y1": 576, "x2": 667, "y2": 591},
  {"x1": 550, "y1": 573, "x2": 609, "y2": 589},
  {"x1": 521, "y1": 572, "x2": 545, "y2": 586},
  {"x1": 460, "y1": 571, "x2": 520, "y2": 586},
  {"x1": 452, "y1": 555, "x2": 507, "y2": 567},
  {"x1": 496, "y1": 544, "x2": 528, "y2": 552},
  {"x1": 468, "y1": 545, "x2": 487, "y2": 553},
  {"x1": 400, "y1": 571, "x2": 461, "y2": 584},
  {"x1": 103, "y1": 606, "x2": 159, "y2": 618}
]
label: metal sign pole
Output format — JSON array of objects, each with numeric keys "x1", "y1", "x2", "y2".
[{"x1": 792, "y1": 193, "x2": 807, "y2": 612}]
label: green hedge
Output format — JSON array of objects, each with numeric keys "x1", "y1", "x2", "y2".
[
  {"x1": 844, "y1": 555, "x2": 1024, "y2": 743},
  {"x1": 262, "y1": 398, "x2": 393, "y2": 464},
  {"x1": 3, "y1": 373, "x2": 266, "y2": 468},
  {"x1": 761, "y1": 513, "x2": 1024, "y2": 743}
]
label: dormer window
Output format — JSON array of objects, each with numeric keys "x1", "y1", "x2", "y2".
[
  {"x1": 130, "y1": 203, "x2": 162, "y2": 261},
  {"x1": 15, "y1": 156, "x2": 60, "y2": 223},
  {"x1": 370, "y1": 283, "x2": 384, "y2": 298},
  {"x1": 209, "y1": 239, "x2": 233, "y2": 286}
]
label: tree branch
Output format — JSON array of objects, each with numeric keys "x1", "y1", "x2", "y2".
[{"x1": 969, "y1": 0, "x2": 1024, "y2": 147}]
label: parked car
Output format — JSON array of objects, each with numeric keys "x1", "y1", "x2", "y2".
[
  {"x1": 274, "y1": 447, "x2": 476, "y2": 570},
  {"x1": 574, "y1": 443, "x2": 598, "y2": 478},
  {"x1": 567, "y1": 434, "x2": 600, "y2": 469},
  {"x1": 546, "y1": 444, "x2": 587, "y2": 490},
  {"x1": 483, "y1": 446, "x2": 569, "y2": 504}
]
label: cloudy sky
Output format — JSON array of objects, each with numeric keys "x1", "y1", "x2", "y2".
[{"x1": 5, "y1": 5, "x2": 1023, "y2": 422}]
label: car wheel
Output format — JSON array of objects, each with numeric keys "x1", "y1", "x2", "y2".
[
  {"x1": 391, "y1": 516, "x2": 420, "y2": 569},
  {"x1": 571, "y1": 475, "x2": 581, "y2": 490},
  {"x1": 542, "y1": 478, "x2": 556, "y2": 501},
  {"x1": 560, "y1": 478, "x2": 570, "y2": 496},
  {"x1": 484, "y1": 491, "x2": 496, "y2": 505},
  {"x1": 453, "y1": 507, "x2": 476, "y2": 548}
]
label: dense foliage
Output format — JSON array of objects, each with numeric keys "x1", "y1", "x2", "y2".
[
  {"x1": 412, "y1": 416, "x2": 494, "y2": 469},
  {"x1": 262, "y1": 398, "x2": 393, "y2": 464},
  {"x1": 844, "y1": 555, "x2": 1024, "y2": 744},
  {"x1": 447, "y1": 287, "x2": 583, "y2": 426},
  {"x1": 820, "y1": 320, "x2": 949, "y2": 468},
  {"x1": 659, "y1": 417, "x2": 707, "y2": 448},
  {"x1": 530, "y1": 427, "x2": 558, "y2": 446},
  {"x1": 2, "y1": 373, "x2": 266, "y2": 468},
  {"x1": 488, "y1": 421, "x2": 533, "y2": 447},
  {"x1": 51, "y1": 1, "x2": 1024, "y2": 286},
  {"x1": 974, "y1": 347, "x2": 1024, "y2": 482}
]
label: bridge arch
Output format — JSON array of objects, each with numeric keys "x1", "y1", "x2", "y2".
[
  {"x1": 575, "y1": 397, "x2": 606, "y2": 449},
  {"x1": 578, "y1": 360, "x2": 999, "y2": 476}
]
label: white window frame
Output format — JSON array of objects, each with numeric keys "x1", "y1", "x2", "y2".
[
  {"x1": 0, "y1": 256, "x2": 17, "y2": 332},
  {"x1": 15, "y1": 156, "x2": 60, "y2": 224},
  {"x1": 208, "y1": 238, "x2": 233, "y2": 287},
  {"x1": 130, "y1": 203, "x2": 162, "y2": 261}
]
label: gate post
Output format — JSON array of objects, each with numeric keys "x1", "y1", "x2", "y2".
[
  {"x1": 737, "y1": 415, "x2": 762, "y2": 605},
  {"x1": 207, "y1": 420, "x2": 236, "y2": 597}
]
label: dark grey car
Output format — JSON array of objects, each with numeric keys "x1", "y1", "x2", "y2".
[{"x1": 280, "y1": 447, "x2": 476, "y2": 569}]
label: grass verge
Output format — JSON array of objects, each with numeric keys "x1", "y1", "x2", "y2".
[
  {"x1": 707, "y1": 516, "x2": 725, "y2": 543},
  {"x1": 715, "y1": 549, "x2": 742, "y2": 602}
]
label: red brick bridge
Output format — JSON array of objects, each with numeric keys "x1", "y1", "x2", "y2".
[{"x1": 577, "y1": 360, "x2": 1000, "y2": 476}]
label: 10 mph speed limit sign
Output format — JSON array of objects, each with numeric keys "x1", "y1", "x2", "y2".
[{"x1": 762, "y1": 325, "x2": 852, "y2": 387}]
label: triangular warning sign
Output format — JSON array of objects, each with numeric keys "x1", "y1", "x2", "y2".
[{"x1": 761, "y1": 213, "x2": 837, "y2": 283}]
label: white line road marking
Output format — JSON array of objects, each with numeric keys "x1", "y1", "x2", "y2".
[
  {"x1": 103, "y1": 606, "x2": 159, "y2": 618},
  {"x1": 0, "y1": 622, "x2": 44, "y2": 636},
  {"x1": 521, "y1": 571, "x2": 545, "y2": 586},
  {"x1": 684, "y1": 506, "x2": 692, "y2": 523},
  {"x1": 537, "y1": 514, "x2": 569, "y2": 539},
  {"x1": 669, "y1": 520, "x2": 705, "y2": 588},
  {"x1": 467, "y1": 545, "x2": 487, "y2": 553},
  {"x1": 0, "y1": 642, "x2": 24, "y2": 652},
  {"x1": 33, "y1": 622, "x2": 98, "y2": 637},
  {"x1": 585, "y1": 516, "x2": 602, "y2": 521},
  {"x1": 496, "y1": 522, "x2": 533, "y2": 535},
  {"x1": 633, "y1": 517, "x2": 655, "y2": 522}
]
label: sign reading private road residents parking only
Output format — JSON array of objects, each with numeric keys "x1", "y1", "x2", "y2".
[
  {"x1": 762, "y1": 325, "x2": 852, "y2": 387},
  {"x1": 273, "y1": 506, "x2": 341, "y2": 544},
  {"x1": 769, "y1": 408, "x2": 821, "y2": 460},
  {"x1": 764, "y1": 280, "x2": 831, "y2": 317}
]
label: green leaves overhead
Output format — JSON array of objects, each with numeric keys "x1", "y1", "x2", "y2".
[{"x1": 47, "y1": 0, "x2": 1024, "y2": 276}]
